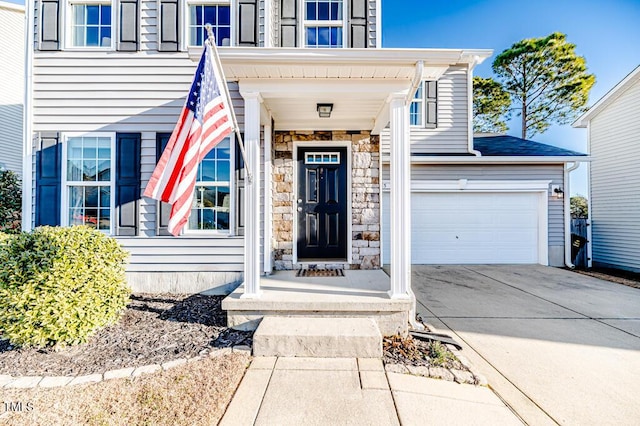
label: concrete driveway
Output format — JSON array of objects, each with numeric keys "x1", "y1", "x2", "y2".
[{"x1": 412, "y1": 265, "x2": 640, "y2": 426}]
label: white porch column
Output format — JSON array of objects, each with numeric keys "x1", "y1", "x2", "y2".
[
  {"x1": 389, "y1": 92, "x2": 412, "y2": 299},
  {"x1": 241, "y1": 92, "x2": 263, "y2": 298}
]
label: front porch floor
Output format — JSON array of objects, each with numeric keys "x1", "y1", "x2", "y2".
[{"x1": 222, "y1": 270, "x2": 411, "y2": 336}]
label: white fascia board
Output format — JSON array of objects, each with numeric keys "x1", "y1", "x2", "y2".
[
  {"x1": 191, "y1": 47, "x2": 493, "y2": 65},
  {"x1": 381, "y1": 179, "x2": 552, "y2": 192},
  {"x1": 0, "y1": 1, "x2": 25, "y2": 12},
  {"x1": 573, "y1": 65, "x2": 640, "y2": 127},
  {"x1": 238, "y1": 79, "x2": 409, "y2": 97},
  {"x1": 381, "y1": 155, "x2": 591, "y2": 164}
]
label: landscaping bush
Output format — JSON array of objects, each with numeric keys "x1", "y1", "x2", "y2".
[
  {"x1": 0, "y1": 226, "x2": 130, "y2": 348},
  {"x1": 0, "y1": 170, "x2": 22, "y2": 234}
]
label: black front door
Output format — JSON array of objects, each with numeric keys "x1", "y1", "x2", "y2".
[{"x1": 297, "y1": 146, "x2": 348, "y2": 260}]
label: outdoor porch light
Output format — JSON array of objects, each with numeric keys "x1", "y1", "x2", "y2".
[{"x1": 317, "y1": 103, "x2": 333, "y2": 118}]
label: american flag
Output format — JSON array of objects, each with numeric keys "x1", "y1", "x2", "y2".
[{"x1": 144, "y1": 43, "x2": 233, "y2": 236}]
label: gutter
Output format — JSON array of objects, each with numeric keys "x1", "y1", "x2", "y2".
[
  {"x1": 382, "y1": 155, "x2": 591, "y2": 164},
  {"x1": 22, "y1": 0, "x2": 34, "y2": 231},
  {"x1": 564, "y1": 162, "x2": 581, "y2": 268},
  {"x1": 405, "y1": 60, "x2": 424, "y2": 106}
]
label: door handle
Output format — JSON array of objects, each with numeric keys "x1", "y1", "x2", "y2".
[{"x1": 297, "y1": 207, "x2": 303, "y2": 212}]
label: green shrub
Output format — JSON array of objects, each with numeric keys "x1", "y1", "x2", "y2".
[
  {"x1": 0, "y1": 170, "x2": 22, "y2": 234},
  {"x1": 0, "y1": 226, "x2": 130, "y2": 348}
]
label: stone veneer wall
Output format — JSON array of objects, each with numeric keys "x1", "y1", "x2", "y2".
[{"x1": 271, "y1": 131, "x2": 380, "y2": 270}]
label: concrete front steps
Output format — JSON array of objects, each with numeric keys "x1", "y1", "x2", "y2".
[{"x1": 253, "y1": 317, "x2": 383, "y2": 358}]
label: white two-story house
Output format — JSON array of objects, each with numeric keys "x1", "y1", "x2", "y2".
[{"x1": 24, "y1": 0, "x2": 586, "y2": 333}]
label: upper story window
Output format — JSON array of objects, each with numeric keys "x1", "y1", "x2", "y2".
[
  {"x1": 188, "y1": 2, "x2": 232, "y2": 46},
  {"x1": 70, "y1": 1, "x2": 112, "y2": 47},
  {"x1": 410, "y1": 84, "x2": 423, "y2": 126},
  {"x1": 188, "y1": 138, "x2": 232, "y2": 231},
  {"x1": 304, "y1": 0, "x2": 344, "y2": 48},
  {"x1": 410, "y1": 81, "x2": 438, "y2": 129},
  {"x1": 63, "y1": 134, "x2": 115, "y2": 233}
]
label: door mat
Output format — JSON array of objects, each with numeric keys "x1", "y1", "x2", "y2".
[{"x1": 296, "y1": 269, "x2": 345, "y2": 277}]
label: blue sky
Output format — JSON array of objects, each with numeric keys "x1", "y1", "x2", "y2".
[{"x1": 383, "y1": 0, "x2": 640, "y2": 195}]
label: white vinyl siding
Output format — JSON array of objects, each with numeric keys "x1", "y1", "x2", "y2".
[
  {"x1": 0, "y1": 3, "x2": 25, "y2": 175},
  {"x1": 382, "y1": 164, "x2": 565, "y2": 266},
  {"x1": 589, "y1": 78, "x2": 640, "y2": 273},
  {"x1": 119, "y1": 236, "x2": 243, "y2": 272},
  {"x1": 381, "y1": 66, "x2": 469, "y2": 155},
  {"x1": 31, "y1": 50, "x2": 248, "y2": 274}
]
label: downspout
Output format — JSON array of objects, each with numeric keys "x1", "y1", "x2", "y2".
[
  {"x1": 467, "y1": 56, "x2": 481, "y2": 156},
  {"x1": 564, "y1": 162, "x2": 580, "y2": 268},
  {"x1": 405, "y1": 60, "x2": 426, "y2": 331},
  {"x1": 22, "y1": 0, "x2": 35, "y2": 231},
  {"x1": 586, "y1": 122, "x2": 593, "y2": 268},
  {"x1": 405, "y1": 60, "x2": 424, "y2": 106}
]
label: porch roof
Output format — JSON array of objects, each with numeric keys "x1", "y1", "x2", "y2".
[{"x1": 190, "y1": 47, "x2": 492, "y2": 132}]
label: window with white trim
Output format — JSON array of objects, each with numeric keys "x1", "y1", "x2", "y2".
[
  {"x1": 410, "y1": 80, "x2": 438, "y2": 128},
  {"x1": 187, "y1": 1, "x2": 232, "y2": 46},
  {"x1": 64, "y1": 134, "x2": 115, "y2": 232},
  {"x1": 410, "y1": 83, "x2": 423, "y2": 126},
  {"x1": 188, "y1": 137, "x2": 232, "y2": 231},
  {"x1": 69, "y1": 1, "x2": 113, "y2": 48},
  {"x1": 304, "y1": 0, "x2": 344, "y2": 48}
]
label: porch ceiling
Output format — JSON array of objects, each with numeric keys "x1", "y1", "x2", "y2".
[{"x1": 190, "y1": 47, "x2": 493, "y2": 132}]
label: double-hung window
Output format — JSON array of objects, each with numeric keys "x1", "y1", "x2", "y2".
[
  {"x1": 69, "y1": 1, "x2": 113, "y2": 48},
  {"x1": 304, "y1": 0, "x2": 344, "y2": 48},
  {"x1": 410, "y1": 83, "x2": 423, "y2": 126},
  {"x1": 188, "y1": 137, "x2": 232, "y2": 231},
  {"x1": 188, "y1": 1, "x2": 232, "y2": 46},
  {"x1": 410, "y1": 81, "x2": 438, "y2": 128},
  {"x1": 64, "y1": 134, "x2": 115, "y2": 233}
]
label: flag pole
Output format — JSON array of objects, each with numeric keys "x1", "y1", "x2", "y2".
[{"x1": 204, "y1": 24, "x2": 253, "y2": 184}]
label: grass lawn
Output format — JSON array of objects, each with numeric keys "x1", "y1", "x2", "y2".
[{"x1": 0, "y1": 353, "x2": 250, "y2": 425}]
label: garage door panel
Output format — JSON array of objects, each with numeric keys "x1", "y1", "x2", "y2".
[{"x1": 383, "y1": 191, "x2": 541, "y2": 264}]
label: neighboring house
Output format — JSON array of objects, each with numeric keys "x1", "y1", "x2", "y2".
[
  {"x1": 0, "y1": 1, "x2": 25, "y2": 176},
  {"x1": 25, "y1": 0, "x2": 587, "y2": 332},
  {"x1": 573, "y1": 65, "x2": 640, "y2": 273}
]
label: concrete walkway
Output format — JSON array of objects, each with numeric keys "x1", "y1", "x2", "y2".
[
  {"x1": 220, "y1": 357, "x2": 521, "y2": 425},
  {"x1": 412, "y1": 265, "x2": 640, "y2": 425}
]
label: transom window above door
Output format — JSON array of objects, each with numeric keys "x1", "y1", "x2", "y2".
[
  {"x1": 304, "y1": 0, "x2": 344, "y2": 48},
  {"x1": 188, "y1": 2, "x2": 232, "y2": 46},
  {"x1": 69, "y1": 1, "x2": 113, "y2": 47},
  {"x1": 305, "y1": 152, "x2": 340, "y2": 164}
]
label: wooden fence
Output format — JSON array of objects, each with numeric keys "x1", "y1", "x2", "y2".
[{"x1": 571, "y1": 218, "x2": 589, "y2": 269}]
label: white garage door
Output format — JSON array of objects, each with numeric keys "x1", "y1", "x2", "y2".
[{"x1": 382, "y1": 192, "x2": 541, "y2": 264}]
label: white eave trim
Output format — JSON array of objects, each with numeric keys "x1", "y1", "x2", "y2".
[
  {"x1": 189, "y1": 46, "x2": 493, "y2": 65},
  {"x1": 382, "y1": 179, "x2": 552, "y2": 192},
  {"x1": 573, "y1": 65, "x2": 640, "y2": 127},
  {"x1": 381, "y1": 155, "x2": 591, "y2": 164}
]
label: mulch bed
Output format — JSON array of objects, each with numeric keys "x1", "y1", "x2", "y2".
[
  {"x1": 573, "y1": 268, "x2": 640, "y2": 289},
  {"x1": 383, "y1": 334, "x2": 466, "y2": 371},
  {"x1": 0, "y1": 294, "x2": 252, "y2": 377}
]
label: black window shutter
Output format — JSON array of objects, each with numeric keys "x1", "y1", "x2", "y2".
[
  {"x1": 349, "y1": 0, "x2": 367, "y2": 48},
  {"x1": 155, "y1": 133, "x2": 172, "y2": 236},
  {"x1": 425, "y1": 80, "x2": 438, "y2": 128},
  {"x1": 238, "y1": 0, "x2": 258, "y2": 46},
  {"x1": 279, "y1": 0, "x2": 297, "y2": 47},
  {"x1": 39, "y1": 0, "x2": 60, "y2": 51},
  {"x1": 35, "y1": 132, "x2": 61, "y2": 226},
  {"x1": 158, "y1": 0, "x2": 180, "y2": 51},
  {"x1": 118, "y1": 0, "x2": 139, "y2": 51},
  {"x1": 116, "y1": 133, "x2": 141, "y2": 236}
]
